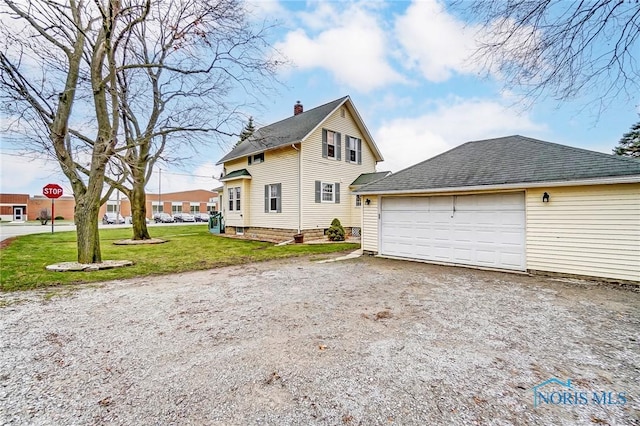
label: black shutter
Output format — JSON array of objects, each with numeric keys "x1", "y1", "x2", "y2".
[
  {"x1": 248, "y1": 156, "x2": 252, "y2": 165},
  {"x1": 335, "y1": 182, "x2": 340, "y2": 203},
  {"x1": 264, "y1": 185, "x2": 269, "y2": 213},
  {"x1": 336, "y1": 133, "x2": 341, "y2": 160},
  {"x1": 322, "y1": 129, "x2": 328, "y2": 158},
  {"x1": 345, "y1": 136, "x2": 350, "y2": 162},
  {"x1": 357, "y1": 139, "x2": 362, "y2": 164},
  {"x1": 276, "y1": 183, "x2": 282, "y2": 213},
  {"x1": 315, "y1": 181, "x2": 321, "y2": 203}
]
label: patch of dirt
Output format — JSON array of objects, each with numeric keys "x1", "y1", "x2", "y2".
[
  {"x1": 0, "y1": 236, "x2": 16, "y2": 250},
  {"x1": 1, "y1": 256, "x2": 638, "y2": 425},
  {"x1": 112, "y1": 238, "x2": 167, "y2": 245}
]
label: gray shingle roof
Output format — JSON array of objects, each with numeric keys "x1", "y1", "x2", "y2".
[
  {"x1": 356, "y1": 135, "x2": 640, "y2": 193},
  {"x1": 217, "y1": 96, "x2": 349, "y2": 164},
  {"x1": 350, "y1": 171, "x2": 392, "y2": 186}
]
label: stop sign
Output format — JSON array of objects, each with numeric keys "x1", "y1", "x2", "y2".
[{"x1": 43, "y1": 183, "x2": 63, "y2": 199}]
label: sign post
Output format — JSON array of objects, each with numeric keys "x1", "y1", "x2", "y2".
[{"x1": 43, "y1": 184, "x2": 63, "y2": 234}]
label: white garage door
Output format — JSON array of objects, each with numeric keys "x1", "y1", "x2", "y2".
[{"x1": 380, "y1": 193, "x2": 526, "y2": 270}]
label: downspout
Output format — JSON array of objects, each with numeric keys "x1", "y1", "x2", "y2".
[{"x1": 292, "y1": 144, "x2": 301, "y2": 234}]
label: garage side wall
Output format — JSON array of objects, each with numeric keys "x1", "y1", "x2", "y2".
[
  {"x1": 526, "y1": 183, "x2": 640, "y2": 282},
  {"x1": 361, "y1": 195, "x2": 379, "y2": 253}
]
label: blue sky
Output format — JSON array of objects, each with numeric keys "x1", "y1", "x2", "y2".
[{"x1": 1, "y1": 0, "x2": 638, "y2": 197}]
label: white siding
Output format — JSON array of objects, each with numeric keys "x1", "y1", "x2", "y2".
[
  {"x1": 361, "y1": 195, "x2": 379, "y2": 252},
  {"x1": 527, "y1": 184, "x2": 640, "y2": 282},
  {"x1": 300, "y1": 105, "x2": 377, "y2": 230},
  {"x1": 224, "y1": 147, "x2": 300, "y2": 229}
]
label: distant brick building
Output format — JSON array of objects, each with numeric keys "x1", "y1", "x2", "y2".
[
  {"x1": 99, "y1": 189, "x2": 219, "y2": 218},
  {"x1": 0, "y1": 190, "x2": 218, "y2": 222},
  {"x1": 0, "y1": 193, "x2": 75, "y2": 221}
]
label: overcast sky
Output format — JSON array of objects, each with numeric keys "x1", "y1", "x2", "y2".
[{"x1": 1, "y1": 0, "x2": 638, "y2": 197}]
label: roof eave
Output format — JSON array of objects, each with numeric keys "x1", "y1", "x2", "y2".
[
  {"x1": 217, "y1": 142, "x2": 301, "y2": 165},
  {"x1": 355, "y1": 174, "x2": 640, "y2": 195}
]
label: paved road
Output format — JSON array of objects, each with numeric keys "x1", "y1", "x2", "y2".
[{"x1": 0, "y1": 221, "x2": 205, "y2": 242}]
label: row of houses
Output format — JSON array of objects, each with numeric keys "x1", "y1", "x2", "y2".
[
  {"x1": 0, "y1": 190, "x2": 218, "y2": 222},
  {"x1": 215, "y1": 96, "x2": 640, "y2": 283}
]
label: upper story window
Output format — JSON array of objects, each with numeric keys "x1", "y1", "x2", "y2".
[
  {"x1": 248, "y1": 152, "x2": 264, "y2": 165},
  {"x1": 346, "y1": 136, "x2": 362, "y2": 164},
  {"x1": 322, "y1": 129, "x2": 341, "y2": 160}
]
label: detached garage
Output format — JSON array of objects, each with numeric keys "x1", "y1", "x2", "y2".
[{"x1": 357, "y1": 136, "x2": 640, "y2": 283}]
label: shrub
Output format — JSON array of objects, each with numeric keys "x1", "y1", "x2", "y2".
[
  {"x1": 326, "y1": 218, "x2": 345, "y2": 241},
  {"x1": 38, "y1": 208, "x2": 51, "y2": 225}
]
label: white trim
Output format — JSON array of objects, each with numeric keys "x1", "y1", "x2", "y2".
[
  {"x1": 321, "y1": 182, "x2": 335, "y2": 203},
  {"x1": 171, "y1": 202, "x2": 182, "y2": 206},
  {"x1": 357, "y1": 175, "x2": 640, "y2": 195}
]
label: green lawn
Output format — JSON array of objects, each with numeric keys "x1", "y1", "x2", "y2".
[{"x1": 0, "y1": 226, "x2": 359, "y2": 291}]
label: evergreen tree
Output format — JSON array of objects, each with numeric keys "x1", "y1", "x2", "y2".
[
  {"x1": 235, "y1": 117, "x2": 255, "y2": 147},
  {"x1": 613, "y1": 119, "x2": 640, "y2": 158}
]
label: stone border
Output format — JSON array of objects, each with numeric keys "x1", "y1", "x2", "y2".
[
  {"x1": 45, "y1": 260, "x2": 133, "y2": 272},
  {"x1": 112, "y1": 238, "x2": 167, "y2": 245}
]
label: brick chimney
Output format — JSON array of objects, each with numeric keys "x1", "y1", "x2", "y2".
[{"x1": 294, "y1": 100, "x2": 303, "y2": 116}]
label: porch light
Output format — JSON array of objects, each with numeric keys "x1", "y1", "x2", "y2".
[
  {"x1": 542, "y1": 192, "x2": 550, "y2": 203},
  {"x1": 365, "y1": 198, "x2": 371, "y2": 205}
]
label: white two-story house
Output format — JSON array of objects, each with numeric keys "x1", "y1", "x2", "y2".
[{"x1": 216, "y1": 96, "x2": 385, "y2": 241}]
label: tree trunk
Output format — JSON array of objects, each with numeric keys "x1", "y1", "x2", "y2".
[
  {"x1": 130, "y1": 178, "x2": 151, "y2": 240},
  {"x1": 74, "y1": 192, "x2": 102, "y2": 264}
]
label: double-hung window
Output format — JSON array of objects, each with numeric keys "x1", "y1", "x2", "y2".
[
  {"x1": 264, "y1": 183, "x2": 282, "y2": 213},
  {"x1": 228, "y1": 189, "x2": 235, "y2": 211},
  {"x1": 315, "y1": 181, "x2": 341, "y2": 204},
  {"x1": 345, "y1": 136, "x2": 362, "y2": 164},
  {"x1": 322, "y1": 183, "x2": 334, "y2": 202},
  {"x1": 228, "y1": 187, "x2": 240, "y2": 211},
  {"x1": 322, "y1": 129, "x2": 341, "y2": 160}
]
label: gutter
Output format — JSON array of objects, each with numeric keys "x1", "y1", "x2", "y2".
[
  {"x1": 355, "y1": 175, "x2": 640, "y2": 195},
  {"x1": 292, "y1": 143, "x2": 301, "y2": 234}
]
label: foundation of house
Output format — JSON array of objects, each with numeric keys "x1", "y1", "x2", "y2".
[{"x1": 224, "y1": 226, "x2": 357, "y2": 242}]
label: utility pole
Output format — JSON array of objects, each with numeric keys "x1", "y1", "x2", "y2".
[{"x1": 159, "y1": 168, "x2": 162, "y2": 213}]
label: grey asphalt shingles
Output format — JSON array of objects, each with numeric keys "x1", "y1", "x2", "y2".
[
  {"x1": 217, "y1": 96, "x2": 348, "y2": 164},
  {"x1": 356, "y1": 135, "x2": 640, "y2": 193}
]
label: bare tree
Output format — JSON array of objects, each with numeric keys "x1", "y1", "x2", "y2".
[
  {"x1": 458, "y1": 0, "x2": 640, "y2": 111},
  {"x1": 0, "y1": 0, "x2": 148, "y2": 263},
  {"x1": 101, "y1": 0, "x2": 280, "y2": 240},
  {"x1": 1, "y1": 0, "x2": 282, "y2": 257}
]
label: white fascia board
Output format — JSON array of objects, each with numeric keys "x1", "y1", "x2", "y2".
[{"x1": 356, "y1": 175, "x2": 640, "y2": 195}]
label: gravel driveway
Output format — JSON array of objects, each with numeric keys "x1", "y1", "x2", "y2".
[{"x1": 1, "y1": 256, "x2": 639, "y2": 425}]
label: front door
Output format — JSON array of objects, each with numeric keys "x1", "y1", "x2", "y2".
[{"x1": 13, "y1": 207, "x2": 24, "y2": 221}]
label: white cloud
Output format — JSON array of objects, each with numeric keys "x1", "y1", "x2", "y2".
[
  {"x1": 149, "y1": 162, "x2": 222, "y2": 196},
  {"x1": 375, "y1": 98, "x2": 547, "y2": 172},
  {"x1": 275, "y1": 2, "x2": 404, "y2": 92},
  {"x1": 394, "y1": 0, "x2": 481, "y2": 82},
  {"x1": 0, "y1": 151, "x2": 67, "y2": 195}
]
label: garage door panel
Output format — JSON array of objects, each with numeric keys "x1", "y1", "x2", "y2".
[{"x1": 380, "y1": 193, "x2": 525, "y2": 271}]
